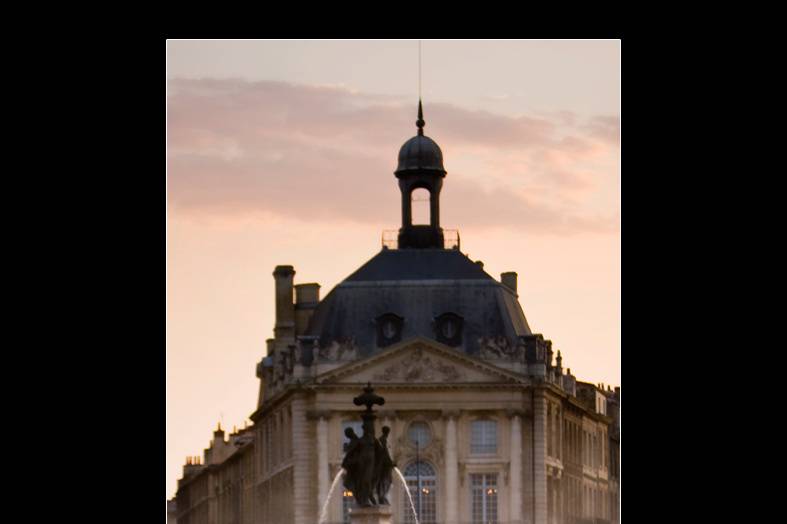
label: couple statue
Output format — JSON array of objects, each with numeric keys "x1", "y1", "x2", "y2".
[{"x1": 341, "y1": 383, "x2": 396, "y2": 507}]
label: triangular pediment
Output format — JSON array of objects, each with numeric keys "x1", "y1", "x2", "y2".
[{"x1": 315, "y1": 336, "x2": 526, "y2": 385}]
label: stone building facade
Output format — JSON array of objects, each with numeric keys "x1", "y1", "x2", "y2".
[{"x1": 174, "y1": 103, "x2": 620, "y2": 524}]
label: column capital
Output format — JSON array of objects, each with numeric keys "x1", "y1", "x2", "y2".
[
  {"x1": 377, "y1": 409, "x2": 397, "y2": 419},
  {"x1": 505, "y1": 408, "x2": 527, "y2": 419},
  {"x1": 306, "y1": 409, "x2": 332, "y2": 420},
  {"x1": 442, "y1": 409, "x2": 461, "y2": 419}
]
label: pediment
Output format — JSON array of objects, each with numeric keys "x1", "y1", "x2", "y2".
[{"x1": 315, "y1": 336, "x2": 525, "y2": 385}]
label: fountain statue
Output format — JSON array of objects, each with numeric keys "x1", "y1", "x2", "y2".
[{"x1": 340, "y1": 382, "x2": 397, "y2": 524}]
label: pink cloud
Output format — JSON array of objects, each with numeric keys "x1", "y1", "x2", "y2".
[{"x1": 167, "y1": 79, "x2": 619, "y2": 234}]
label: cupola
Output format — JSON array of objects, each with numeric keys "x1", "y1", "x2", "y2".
[{"x1": 395, "y1": 100, "x2": 447, "y2": 249}]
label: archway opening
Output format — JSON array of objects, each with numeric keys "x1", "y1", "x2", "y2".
[{"x1": 410, "y1": 188, "x2": 431, "y2": 225}]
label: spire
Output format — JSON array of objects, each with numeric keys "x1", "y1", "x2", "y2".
[{"x1": 416, "y1": 99, "x2": 425, "y2": 136}]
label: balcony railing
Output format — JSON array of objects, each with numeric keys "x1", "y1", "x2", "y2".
[{"x1": 381, "y1": 229, "x2": 461, "y2": 250}]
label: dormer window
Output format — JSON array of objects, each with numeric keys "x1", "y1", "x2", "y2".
[
  {"x1": 435, "y1": 312, "x2": 463, "y2": 346},
  {"x1": 376, "y1": 313, "x2": 403, "y2": 347}
]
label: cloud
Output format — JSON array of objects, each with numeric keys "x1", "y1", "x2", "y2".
[{"x1": 167, "y1": 78, "x2": 619, "y2": 234}]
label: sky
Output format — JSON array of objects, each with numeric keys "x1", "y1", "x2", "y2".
[{"x1": 166, "y1": 39, "x2": 620, "y2": 500}]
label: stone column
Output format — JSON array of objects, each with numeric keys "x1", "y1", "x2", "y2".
[
  {"x1": 443, "y1": 411, "x2": 459, "y2": 524},
  {"x1": 291, "y1": 397, "x2": 310, "y2": 524},
  {"x1": 533, "y1": 390, "x2": 548, "y2": 524},
  {"x1": 316, "y1": 414, "x2": 330, "y2": 518},
  {"x1": 509, "y1": 411, "x2": 523, "y2": 524}
]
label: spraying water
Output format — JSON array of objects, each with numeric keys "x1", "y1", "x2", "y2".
[
  {"x1": 393, "y1": 466, "x2": 419, "y2": 524},
  {"x1": 318, "y1": 468, "x2": 346, "y2": 524}
]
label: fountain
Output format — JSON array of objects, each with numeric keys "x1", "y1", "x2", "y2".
[
  {"x1": 322, "y1": 382, "x2": 396, "y2": 524},
  {"x1": 393, "y1": 466, "x2": 419, "y2": 524},
  {"x1": 317, "y1": 468, "x2": 346, "y2": 524}
]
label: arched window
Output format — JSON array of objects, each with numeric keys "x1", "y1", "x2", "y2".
[
  {"x1": 403, "y1": 461, "x2": 437, "y2": 524},
  {"x1": 375, "y1": 313, "x2": 403, "y2": 348},
  {"x1": 471, "y1": 419, "x2": 498, "y2": 454},
  {"x1": 434, "y1": 313, "x2": 463, "y2": 346},
  {"x1": 411, "y1": 188, "x2": 431, "y2": 225},
  {"x1": 408, "y1": 421, "x2": 431, "y2": 448}
]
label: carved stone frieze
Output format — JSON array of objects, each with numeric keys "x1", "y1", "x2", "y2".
[
  {"x1": 318, "y1": 337, "x2": 359, "y2": 361},
  {"x1": 372, "y1": 347, "x2": 465, "y2": 382},
  {"x1": 478, "y1": 336, "x2": 523, "y2": 360}
]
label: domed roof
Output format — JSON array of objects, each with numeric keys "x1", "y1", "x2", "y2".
[
  {"x1": 396, "y1": 135, "x2": 445, "y2": 174},
  {"x1": 395, "y1": 100, "x2": 446, "y2": 176},
  {"x1": 300, "y1": 249, "x2": 532, "y2": 362}
]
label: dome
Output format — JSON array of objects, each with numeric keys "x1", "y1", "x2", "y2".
[
  {"x1": 395, "y1": 99, "x2": 446, "y2": 176},
  {"x1": 395, "y1": 134, "x2": 446, "y2": 175}
]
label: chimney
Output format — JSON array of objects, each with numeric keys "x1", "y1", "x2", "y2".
[
  {"x1": 273, "y1": 265, "x2": 296, "y2": 341},
  {"x1": 501, "y1": 272, "x2": 518, "y2": 293},
  {"x1": 294, "y1": 283, "x2": 320, "y2": 335}
]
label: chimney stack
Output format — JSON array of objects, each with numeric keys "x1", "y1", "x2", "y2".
[
  {"x1": 273, "y1": 265, "x2": 296, "y2": 341},
  {"x1": 501, "y1": 272, "x2": 518, "y2": 294},
  {"x1": 294, "y1": 283, "x2": 320, "y2": 335}
]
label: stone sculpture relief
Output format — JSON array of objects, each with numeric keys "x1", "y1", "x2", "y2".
[
  {"x1": 372, "y1": 347, "x2": 464, "y2": 382},
  {"x1": 318, "y1": 337, "x2": 359, "y2": 361},
  {"x1": 478, "y1": 336, "x2": 524, "y2": 360},
  {"x1": 274, "y1": 352, "x2": 286, "y2": 382}
]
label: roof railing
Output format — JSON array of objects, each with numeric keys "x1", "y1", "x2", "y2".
[
  {"x1": 444, "y1": 229, "x2": 460, "y2": 250},
  {"x1": 380, "y1": 229, "x2": 460, "y2": 250}
]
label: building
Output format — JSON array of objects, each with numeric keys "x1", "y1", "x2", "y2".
[
  {"x1": 168, "y1": 498, "x2": 178, "y2": 524},
  {"x1": 174, "y1": 102, "x2": 620, "y2": 524}
]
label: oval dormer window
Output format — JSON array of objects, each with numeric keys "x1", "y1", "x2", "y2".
[
  {"x1": 435, "y1": 312, "x2": 463, "y2": 347},
  {"x1": 376, "y1": 313, "x2": 403, "y2": 348}
]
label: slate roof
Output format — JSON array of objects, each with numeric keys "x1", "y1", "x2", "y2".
[
  {"x1": 344, "y1": 248, "x2": 493, "y2": 282},
  {"x1": 303, "y1": 248, "x2": 532, "y2": 362}
]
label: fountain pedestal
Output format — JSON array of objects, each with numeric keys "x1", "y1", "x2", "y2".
[{"x1": 349, "y1": 504, "x2": 392, "y2": 524}]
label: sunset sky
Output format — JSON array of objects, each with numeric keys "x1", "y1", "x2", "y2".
[{"x1": 166, "y1": 39, "x2": 620, "y2": 500}]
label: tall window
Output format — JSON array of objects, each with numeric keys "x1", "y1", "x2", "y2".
[
  {"x1": 403, "y1": 461, "x2": 437, "y2": 524},
  {"x1": 264, "y1": 423, "x2": 271, "y2": 472},
  {"x1": 471, "y1": 420, "x2": 497, "y2": 454},
  {"x1": 342, "y1": 489, "x2": 353, "y2": 524},
  {"x1": 470, "y1": 473, "x2": 498, "y2": 524},
  {"x1": 547, "y1": 404, "x2": 552, "y2": 456}
]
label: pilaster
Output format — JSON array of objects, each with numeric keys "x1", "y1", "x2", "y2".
[
  {"x1": 316, "y1": 414, "x2": 329, "y2": 518},
  {"x1": 291, "y1": 396, "x2": 311, "y2": 524},
  {"x1": 510, "y1": 412, "x2": 523, "y2": 524},
  {"x1": 443, "y1": 411, "x2": 459, "y2": 524},
  {"x1": 533, "y1": 389, "x2": 548, "y2": 524}
]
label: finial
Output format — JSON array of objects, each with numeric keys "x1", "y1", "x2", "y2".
[
  {"x1": 416, "y1": 99, "x2": 425, "y2": 136},
  {"x1": 354, "y1": 382, "x2": 385, "y2": 412}
]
